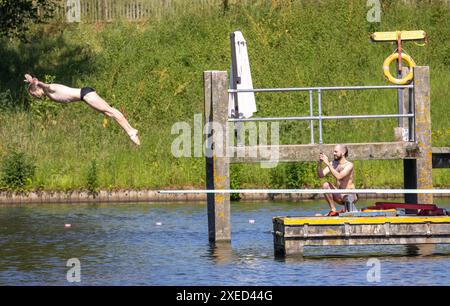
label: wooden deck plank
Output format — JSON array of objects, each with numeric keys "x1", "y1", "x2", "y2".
[{"x1": 277, "y1": 216, "x2": 450, "y2": 225}]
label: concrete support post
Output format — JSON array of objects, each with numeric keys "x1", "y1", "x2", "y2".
[{"x1": 204, "y1": 71, "x2": 231, "y2": 242}]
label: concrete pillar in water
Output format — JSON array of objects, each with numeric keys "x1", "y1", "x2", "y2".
[
  {"x1": 204, "y1": 71, "x2": 231, "y2": 242},
  {"x1": 404, "y1": 66, "x2": 433, "y2": 204}
]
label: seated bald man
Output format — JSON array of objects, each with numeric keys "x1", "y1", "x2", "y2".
[
  {"x1": 317, "y1": 144, "x2": 358, "y2": 216},
  {"x1": 24, "y1": 74, "x2": 140, "y2": 146}
]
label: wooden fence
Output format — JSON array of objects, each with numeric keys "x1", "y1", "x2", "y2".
[
  {"x1": 58, "y1": 0, "x2": 227, "y2": 22},
  {"x1": 56, "y1": 0, "x2": 450, "y2": 23}
]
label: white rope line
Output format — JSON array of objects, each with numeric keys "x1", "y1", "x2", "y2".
[{"x1": 158, "y1": 189, "x2": 450, "y2": 194}]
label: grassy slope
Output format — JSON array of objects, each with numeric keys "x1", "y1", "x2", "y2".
[{"x1": 0, "y1": 0, "x2": 449, "y2": 190}]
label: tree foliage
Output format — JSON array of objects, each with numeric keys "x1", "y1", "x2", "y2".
[
  {"x1": 0, "y1": 150, "x2": 36, "y2": 191},
  {"x1": 0, "y1": 0, "x2": 58, "y2": 41}
]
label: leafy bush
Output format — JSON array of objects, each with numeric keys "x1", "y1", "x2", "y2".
[
  {"x1": 0, "y1": 0, "x2": 59, "y2": 41},
  {"x1": 0, "y1": 150, "x2": 36, "y2": 191},
  {"x1": 230, "y1": 164, "x2": 242, "y2": 201},
  {"x1": 286, "y1": 162, "x2": 319, "y2": 188},
  {"x1": 0, "y1": 89, "x2": 13, "y2": 111},
  {"x1": 269, "y1": 162, "x2": 319, "y2": 189},
  {"x1": 86, "y1": 159, "x2": 99, "y2": 197},
  {"x1": 269, "y1": 166, "x2": 286, "y2": 189}
]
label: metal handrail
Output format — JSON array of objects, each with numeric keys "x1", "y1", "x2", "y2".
[
  {"x1": 228, "y1": 84, "x2": 415, "y2": 144},
  {"x1": 228, "y1": 84, "x2": 414, "y2": 93},
  {"x1": 229, "y1": 113, "x2": 414, "y2": 122}
]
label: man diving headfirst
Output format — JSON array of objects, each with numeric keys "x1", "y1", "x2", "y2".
[
  {"x1": 24, "y1": 74, "x2": 140, "y2": 146},
  {"x1": 317, "y1": 144, "x2": 358, "y2": 216}
]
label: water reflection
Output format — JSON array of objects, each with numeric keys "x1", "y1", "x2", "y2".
[
  {"x1": 208, "y1": 242, "x2": 236, "y2": 264},
  {"x1": 405, "y1": 244, "x2": 436, "y2": 256}
]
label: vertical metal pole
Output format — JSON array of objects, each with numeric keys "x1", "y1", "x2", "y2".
[
  {"x1": 397, "y1": 34, "x2": 403, "y2": 127},
  {"x1": 409, "y1": 87, "x2": 415, "y2": 142},
  {"x1": 399, "y1": 67, "x2": 410, "y2": 142},
  {"x1": 401, "y1": 69, "x2": 415, "y2": 204},
  {"x1": 230, "y1": 32, "x2": 243, "y2": 147},
  {"x1": 317, "y1": 89, "x2": 323, "y2": 144},
  {"x1": 309, "y1": 90, "x2": 314, "y2": 144},
  {"x1": 397, "y1": 80, "x2": 403, "y2": 127}
]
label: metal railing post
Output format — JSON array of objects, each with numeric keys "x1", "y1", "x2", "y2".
[
  {"x1": 398, "y1": 86, "x2": 403, "y2": 128},
  {"x1": 317, "y1": 89, "x2": 323, "y2": 144},
  {"x1": 309, "y1": 90, "x2": 314, "y2": 144},
  {"x1": 409, "y1": 87, "x2": 415, "y2": 141}
]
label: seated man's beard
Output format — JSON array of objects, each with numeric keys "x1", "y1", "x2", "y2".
[{"x1": 334, "y1": 155, "x2": 342, "y2": 161}]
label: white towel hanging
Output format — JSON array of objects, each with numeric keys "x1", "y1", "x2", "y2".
[{"x1": 229, "y1": 31, "x2": 257, "y2": 119}]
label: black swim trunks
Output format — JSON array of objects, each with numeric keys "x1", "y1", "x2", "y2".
[{"x1": 80, "y1": 87, "x2": 96, "y2": 100}]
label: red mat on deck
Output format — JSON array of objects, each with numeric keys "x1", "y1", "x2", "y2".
[{"x1": 365, "y1": 202, "x2": 448, "y2": 216}]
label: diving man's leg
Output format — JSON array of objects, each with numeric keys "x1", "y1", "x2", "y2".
[{"x1": 82, "y1": 92, "x2": 140, "y2": 146}]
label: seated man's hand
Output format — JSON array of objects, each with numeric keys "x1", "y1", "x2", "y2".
[{"x1": 319, "y1": 153, "x2": 330, "y2": 165}]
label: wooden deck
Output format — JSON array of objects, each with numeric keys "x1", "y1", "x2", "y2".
[{"x1": 273, "y1": 215, "x2": 450, "y2": 256}]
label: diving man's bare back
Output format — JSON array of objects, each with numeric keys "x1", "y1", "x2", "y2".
[{"x1": 24, "y1": 74, "x2": 140, "y2": 146}]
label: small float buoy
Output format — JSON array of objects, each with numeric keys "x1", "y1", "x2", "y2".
[
  {"x1": 249, "y1": 219, "x2": 255, "y2": 224},
  {"x1": 156, "y1": 222, "x2": 162, "y2": 226},
  {"x1": 64, "y1": 224, "x2": 71, "y2": 228}
]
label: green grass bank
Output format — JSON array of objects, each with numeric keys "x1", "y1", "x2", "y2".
[{"x1": 0, "y1": 0, "x2": 449, "y2": 192}]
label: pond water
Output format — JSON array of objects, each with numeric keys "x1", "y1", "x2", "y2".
[{"x1": 1, "y1": 198, "x2": 449, "y2": 285}]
